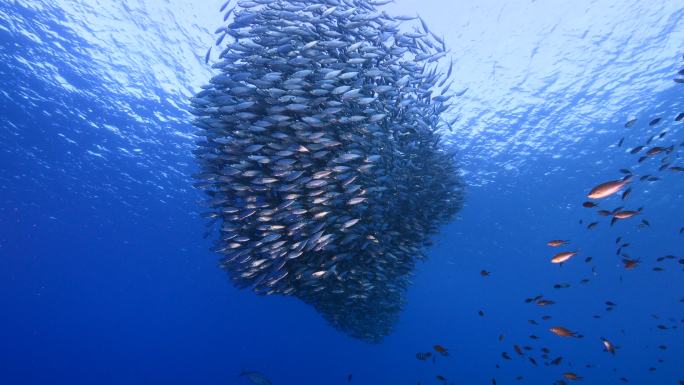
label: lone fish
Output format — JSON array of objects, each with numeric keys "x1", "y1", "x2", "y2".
[{"x1": 587, "y1": 177, "x2": 631, "y2": 199}]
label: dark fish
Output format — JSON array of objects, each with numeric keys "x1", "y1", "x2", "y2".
[
  {"x1": 204, "y1": 47, "x2": 212, "y2": 64},
  {"x1": 433, "y1": 345, "x2": 449, "y2": 356},
  {"x1": 582, "y1": 201, "x2": 598, "y2": 208},
  {"x1": 347, "y1": 373, "x2": 352, "y2": 382},
  {"x1": 480, "y1": 270, "x2": 491, "y2": 277},
  {"x1": 624, "y1": 118, "x2": 637, "y2": 127},
  {"x1": 601, "y1": 337, "x2": 616, "y2": 354},
  {"x1": 630, "y1": 145, "x2": 644, "y2": 154},
  {"x1": 219, "y1": 0, "x2": 231, "y2": 12},
  {"x1": 649, "y1": 117, "x2": 661, "y2": 126},
  {"x1": 675, "y1": 112, "x2": 684, "y2": 121}
]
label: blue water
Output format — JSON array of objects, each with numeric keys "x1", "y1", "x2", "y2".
[{"x1": 1, "y1": 1, "x2": 683, "y2": 384}]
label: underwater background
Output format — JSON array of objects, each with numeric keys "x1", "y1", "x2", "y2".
[{"x1": 1, "y1": 0, "x2": 683, "y2": 384}]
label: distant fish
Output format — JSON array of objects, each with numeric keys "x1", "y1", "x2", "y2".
[
  {"x1": 433, "y1": 344, "x2": 448, "y2": 356},
  {"x1": 629, "y1": 145, "x2": 644, "y2": 154},
  {"x1": 622, "y1": 258, "x2": 639, "y2": 269},
  {"x1": 582, "y1": 201, "x2": 598, "y2": 208},
  {"x1": 239, "y1": 371, "x2": 272, "y2": 385},
  {"x1": 563, "y1": 372, "x2": 583, "y2": 381},
  {"x1": 205, "y1": 47, "x2": 212, "y2": 64},
  {"x1": 547, "y1": 240, "x2": 569, "y2": 247},
  {"x1": 588, "y1": 177, "x2": 631, "y2": 199},
  {"x1": 601, "y1": 337, "x2": 616, "y2": 354},
  {"x1": 550, "y1": 326, "x2": 577, "y2": 337},
  {"x1": 624, "y1": 118, "x2": 637, "y2": 128},
  {"x1": 649, "y1": 117, "x2": 662, "y2": 126},
  {"x1": 480, "y1": 270, "x2": 491, "y2": 277}
]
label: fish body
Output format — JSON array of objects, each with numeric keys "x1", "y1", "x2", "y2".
[
  {"x1": 551, "y1": 252, "x2": 577, "y2": 264},
  {"x1": 550, "y1": 327, "x2": 577, "y2": 337},
  {"x1": 587, "y1": 177, "x2": 631, "y2": 199},
  {"x1": 239, "y1": 371, "x2": 272, "y2": 385}
]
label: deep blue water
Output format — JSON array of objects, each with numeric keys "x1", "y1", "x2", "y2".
[{"x1": 1, "y1": 1, "x2": 683, "y2": 384}]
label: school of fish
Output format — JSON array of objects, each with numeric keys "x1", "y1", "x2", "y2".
[{"x1": 190, "y1": 0, "x2": 464, "y2": 342}]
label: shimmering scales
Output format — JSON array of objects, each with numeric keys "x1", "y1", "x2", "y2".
[{"x1": 191, "y1": 0, "x2": 464, "y2": 343}]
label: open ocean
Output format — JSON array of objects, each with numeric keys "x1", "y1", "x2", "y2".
[{"x1": 1, "y1": 1, "x2": 683, "y2": 384}]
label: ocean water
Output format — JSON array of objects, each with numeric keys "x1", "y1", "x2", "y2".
[{"x1": 1, "y1": 0, "x2": 683, "y2": 384}]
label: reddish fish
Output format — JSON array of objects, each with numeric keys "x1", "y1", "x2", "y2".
[
  {"x1": 550, "y1": 327, "x2": 577, "y2": 337},
  {"x1": 587, "y1": 177, "x2": 631, "y2": 199},
  {"x1": 551, "y1": 252, "x2": 577, "y2": 264},
  {"x1": 547, "y1": 240, "x2": 569, "y2": 247}
]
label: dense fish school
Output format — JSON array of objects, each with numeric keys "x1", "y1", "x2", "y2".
[{"x1": 190, "y1": 0, "x2": 464, "y2": 342}]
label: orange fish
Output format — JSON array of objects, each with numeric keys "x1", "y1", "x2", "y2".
[
  {"x1": 587, "y1": 177, "x2": 631, "y2": 199},
  {"x1": 613, "y1": 208, "x2": 641, "y2": 219},
  {"x1": 551, "y1": 252, "x2": 577, "y2": 264},
  {"x1": 433, "y1": 344, "x2": 448, "y2": 355},
  {"x1": 550, "y1": 327, "x2": 577, "y2": 337},
  {"x1": 547, "y1": 240, "x2": 569, "y2": 247},
  {"x1": 563, "y1": 372, "x2": 583, "y2": 381}
]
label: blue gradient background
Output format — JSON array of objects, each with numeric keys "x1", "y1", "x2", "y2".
[{"x1": 1, "y1": 1, "x2": 683, "y2": 384}]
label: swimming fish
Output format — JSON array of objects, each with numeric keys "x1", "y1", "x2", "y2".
[
  {"x1": 239, "y1": 371, "x2": 272, "y2": 385},
  {"x1": 433, "y1": 345, "x2": 449, "y2": 356},
  {"x1": 551, "y1": 252, "x2": 578, "y2": 264},
  {"x1": 587, "y1": 177, "x2": 631, "y2": 199},
  {"x1": 601, "y1": 338, "x2": 616, "y2": 354},
  {"x1": 563, "y1": 372, "x2": 583, "y2": 381},
  {"x1": 550, "y1": 327, "x2": 577, "y2": 337}
]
